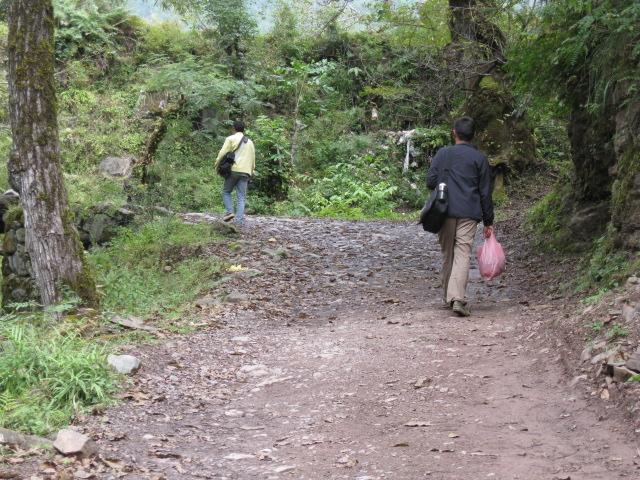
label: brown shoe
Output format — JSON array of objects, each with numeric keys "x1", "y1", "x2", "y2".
[
  {"x1": 452, "y1": 301, "x2": 471, "y2": 317},
  {"x1": 222, "y1": 212, "x2": 235, "y2": 222}
]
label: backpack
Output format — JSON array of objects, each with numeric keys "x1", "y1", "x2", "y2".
[{"x1": 217, "y1": 136, "x2": 248, "y2": 178}]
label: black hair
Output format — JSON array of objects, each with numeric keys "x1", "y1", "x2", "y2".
[
  {"x1": 233, "y1": 120, "x2": 245, "y2": 132},
  {"x1": 453, "y1": 117, "x2": 475, "y2": 142}
]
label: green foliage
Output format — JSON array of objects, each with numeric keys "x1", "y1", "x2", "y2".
[
  {"x1": 90, "y1": 218, "x2": 224, "y2": 317},
  {"x1": 54, "y1": 0, "x2": 133, "y2": 65},
  {"x1": 159, "y1": 0, "x2": 256, "y2": 75},
  {"x1": 288, "y1": 160, "x2": 398, "y2": 219},
  {"x1": 143, "y1": 118, "x2": 221, "y2": 211},
  {"x1": 136, "y1": 21, "x2": 205, "y2": 63},
  {"x1": 248, "y1": 115, "x2": 292, "y2": 200},
  {"x1": 525, "y1": 184, "x2": 572, "y2": 250},
  {"x1": 142, "y1": 57, "x2": 262, "y2": 119},
  {"x1": 0, "y1": 312, "x2": 116, "y2": 435},
  {"x1": 606, "y1": 324, "x2": 629, "y2": 341},
  {"x1": 58, "y1": 87, "x2": 144, "y2": 173},
  {"x1": 576, "y1": 235, "x2": 633, "y2": 293},
  {"x1": 510, "y1": 0, "x2": 640, "y2": 112},
  {"x1": 588, "y1": 320, "x2": 604, "y2": 335}
]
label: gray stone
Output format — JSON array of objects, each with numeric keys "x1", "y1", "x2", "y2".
[
  {"x1": 99, "y1": 156, "x2": 133, "y2": 177},
  {"x1": 53, "y1": 429, "x2": 97, "y2": 457},
  {"x1": 0, "y1": 427, "x2": 53, "y2": 450},
  {"x1": 622, "y1": 303, "x2": 639, "y2": 323},
  {"x1": 2, "y1": 230, "x2": 17, "y2": 255},
  {"x1": 9, "y1": 253, "x2": 29, "y2": 277},
  {"x1": 14, "y1": 228, "x2": 25, "y2": 243},
  {"x1": 611, "y1": 365, "x2": 636, "y2": 383},
  {"x1": 625, "y1": 348, "x2": 640, "y2": 372},
  {"x1": 107, "y1": 354, "x2": 141, "y2": 375},
  {"x1": 580, "y1": 346, "x2": 593, "y2": 362},
  {"x1": 591, "y1": 351, "x2": 611, "y2": 365},
  {"x1": 76, "y1": 204, "x2": 136, "y2": 248}
]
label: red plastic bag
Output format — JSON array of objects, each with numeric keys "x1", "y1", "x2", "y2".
[{"x1": 477, "y1": 232, "x2": 506, "y2": 281}]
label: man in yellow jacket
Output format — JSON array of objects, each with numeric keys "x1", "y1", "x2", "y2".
[{"x1": 214, "y1": 121, "x2": 256, "y2": 226}]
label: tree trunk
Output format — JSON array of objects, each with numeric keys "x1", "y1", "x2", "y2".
[{"x1": 7, "y1": 0, "x2": 97, "y2": 306}]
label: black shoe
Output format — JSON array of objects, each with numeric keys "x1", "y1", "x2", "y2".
[{"x1": 452, "y1": 301, "x2": 471, "y2": 317}]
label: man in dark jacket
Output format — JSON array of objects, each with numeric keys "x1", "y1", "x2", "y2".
[{"x1": 427, "y1": 117, "x2": 494, "y2": 317}]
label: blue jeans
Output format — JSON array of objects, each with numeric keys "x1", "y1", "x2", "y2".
[{"x1": 223, "y1": 173, "x2": 249, "y2": 224}]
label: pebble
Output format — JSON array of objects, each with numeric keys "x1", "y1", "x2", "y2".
[{"x1": 225, "y1": 409, "x2": 245, "y2": 418}]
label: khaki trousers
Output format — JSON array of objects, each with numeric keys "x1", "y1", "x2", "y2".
[{"x1": 438, "y1": 218, "x2": 478, "y2": 304}]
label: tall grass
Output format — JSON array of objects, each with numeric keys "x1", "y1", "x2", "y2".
[{"x1": 0, "y1": 314, "x2": 116, "y2": 435}]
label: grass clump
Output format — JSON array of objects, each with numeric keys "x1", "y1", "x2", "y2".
[
  {"x1": 575, "y1": 234, "x2": 634, "y2": 294},
  {"x1": 0, "y1": 311, "x2": 116, "y2": 436},
  {"x1": 525, "y1": 185, "x2": 572, "y2": 251},
  {"x1": 90, "y1": 217, "x2": 224, "y2": 318}
]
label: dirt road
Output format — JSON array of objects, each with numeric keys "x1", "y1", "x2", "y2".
[{"x1": 84, "y1": 216, "x2": 638, "y2": 479}]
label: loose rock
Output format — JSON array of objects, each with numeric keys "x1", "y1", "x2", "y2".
[
  {"x1": 625, "y1": 348, "x2": 640, "y2": 372},
  {"x1": 107, "y1": 354, "x2": 141, "y2": 375},
  {"x1": 53, "y1": 429, "x2": 97, "y2": 457}
]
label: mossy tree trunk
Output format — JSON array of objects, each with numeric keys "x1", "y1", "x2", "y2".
[{"x1": 7, "y1": 0, "x2": 97, "y2": 306}]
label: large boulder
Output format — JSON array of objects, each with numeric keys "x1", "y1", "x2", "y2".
[{"x1": 99, "y1": 156, "x2": 134, "y2": 177}]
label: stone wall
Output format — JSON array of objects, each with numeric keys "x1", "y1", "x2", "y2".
[
  {"x1": 1, "y1": 209, "x2": 38, "y2": 307},
  {"x1": 0, "y1": 201, "x2": 137, "y2": 308}
]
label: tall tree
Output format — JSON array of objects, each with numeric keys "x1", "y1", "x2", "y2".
[
  {"x1": 7, "y1": 0, "x2": 97, "y2": 306},
  {"x1": 161, "y1": 0, "x2": 256, "y2": 78}
]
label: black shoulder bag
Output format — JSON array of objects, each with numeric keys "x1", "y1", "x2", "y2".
[
  {"x1": 217, "y1": 136, "x2": 247, "y2": 178},
  {"x1": 419, "y1": 149, "x2": 453, "y2": 234}
]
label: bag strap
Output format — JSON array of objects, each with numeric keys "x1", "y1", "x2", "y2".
[
  {"x1": 441, "y1": 147, "x2": 454, "y2": 184},
  {"x1": 232, "y1": 135, "x2": 247, "y2": 154}
]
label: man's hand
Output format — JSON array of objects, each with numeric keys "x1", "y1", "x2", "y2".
[{"x1": 484, "y1": 226, "x2": 494, "y2": 239}]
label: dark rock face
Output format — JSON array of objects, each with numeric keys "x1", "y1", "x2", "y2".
[
  {"x1": 75, "y1": 204, "x2": 136, "y2": 249},
  {"x1": 610, "y1": 87, "x2": 640, "y2": 250},
  {"x1": 567, "y1": 104, "x2": 618, "y2": 203},
  {"x1": 567, "y1": 201, "x2": 611, "y2": 245}
]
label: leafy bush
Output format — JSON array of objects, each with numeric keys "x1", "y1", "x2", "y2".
[
  {"x1": 59, "y1": 87, "x2": 144, "y2": 174},
  {"x1": 0, "y1": 314, "x2": 116, "y2": 435},
  {"x1": 249, "y1": 115, "x2": 292, "y2": 199},
  {"x1": 143, "y1": 119, "x2": 221, "y2": 211},
  {"x1": 142, "y1": 57, "x2": 263, "y2": 119},
  {"x1": 54, "y1": 0, "x2": 134, "y2": 65},
  {"x1": 289, "y1": 160, "x2": 398, "y2": 219}
]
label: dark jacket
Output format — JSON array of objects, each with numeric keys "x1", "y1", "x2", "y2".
[{"x1": 427, "y1": 143, "x2": 494, "y2": 226}]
